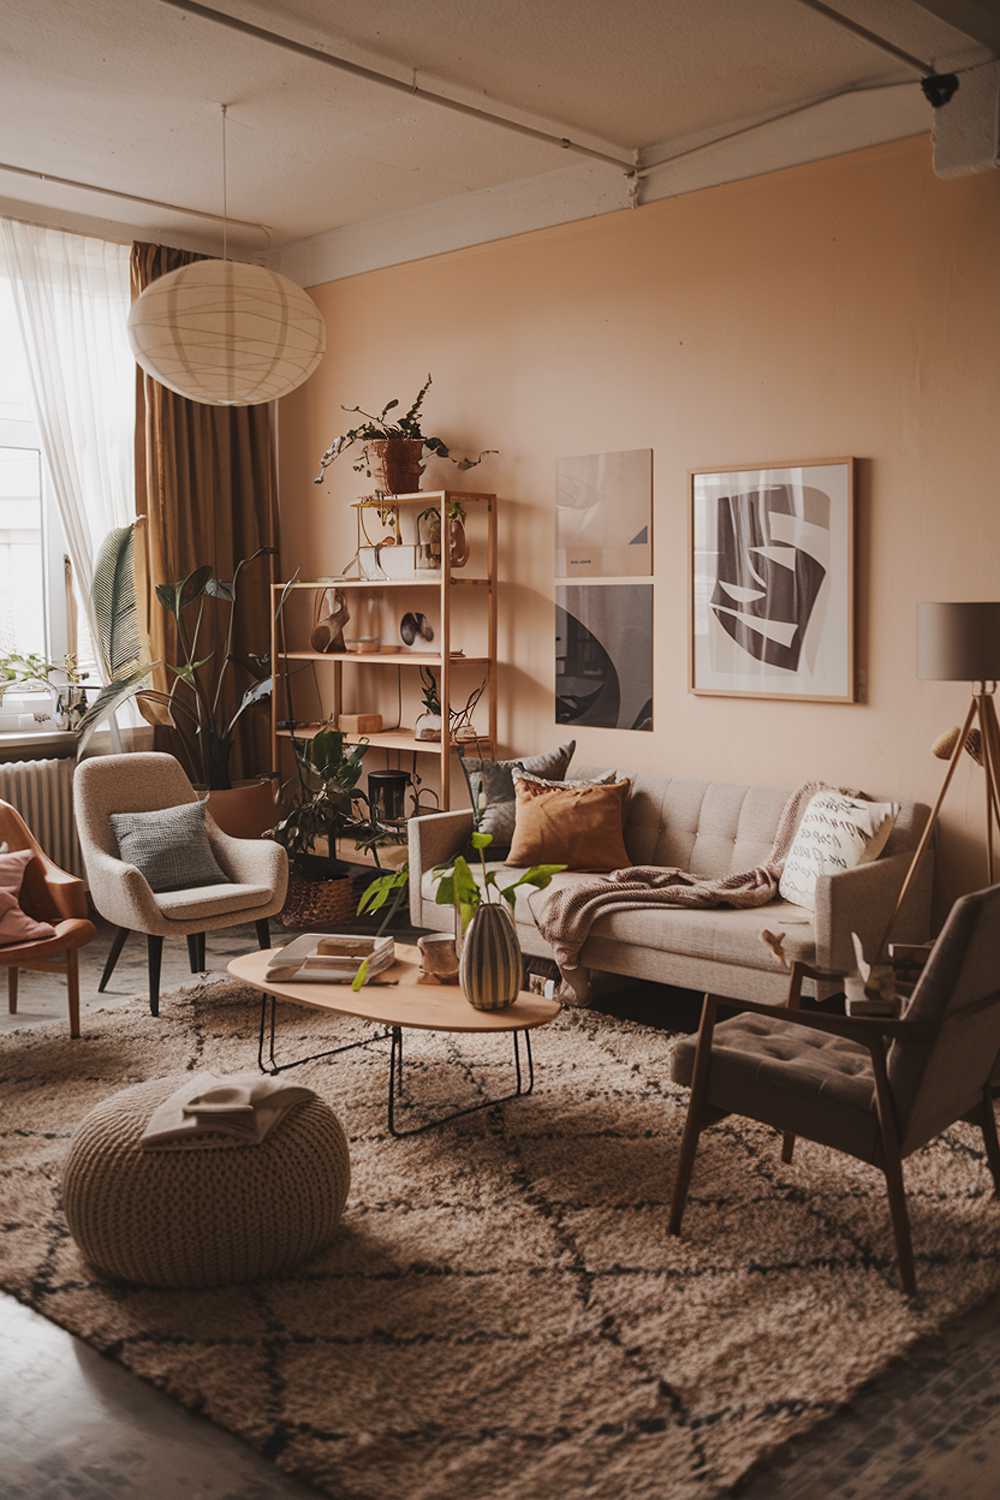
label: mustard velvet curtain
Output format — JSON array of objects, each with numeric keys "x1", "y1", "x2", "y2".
[{"x1": 130, "y1": 241, "x2": 278, "y2": 784}]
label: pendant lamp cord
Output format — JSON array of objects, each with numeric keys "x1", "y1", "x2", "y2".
[{"x1": 220, "y1": 102, "x2": 229, "y2": 261}]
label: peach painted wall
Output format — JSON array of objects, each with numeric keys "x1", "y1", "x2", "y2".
[{"x1": 278, "y1": 135, "x2": 1000, "y2": 910}]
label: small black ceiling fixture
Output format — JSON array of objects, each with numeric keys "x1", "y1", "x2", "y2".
[{"x1": 794, "y1": 0, "x2": 960, "y2": 109}]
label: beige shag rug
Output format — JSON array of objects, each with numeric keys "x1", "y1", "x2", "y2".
[{"x1": 3, "y1": 979, "x2": 1000, "y2": 1499}]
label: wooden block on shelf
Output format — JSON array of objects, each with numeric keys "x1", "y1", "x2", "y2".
[{"x1": 338, "y1": 713, "x2": 384, "y2": 734}]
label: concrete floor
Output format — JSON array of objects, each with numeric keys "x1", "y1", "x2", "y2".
[{"x1": 3, "y1": 924, "x2": 1000, "y2": 1499}]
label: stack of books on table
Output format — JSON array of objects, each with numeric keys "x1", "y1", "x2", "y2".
[{"x1": 265, "y1": 934, "x2": 396, "y2": 985}]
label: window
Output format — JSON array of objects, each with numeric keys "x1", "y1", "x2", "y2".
[{"x1": 0, "y1": 275, "x2": 97, "y2": 709}]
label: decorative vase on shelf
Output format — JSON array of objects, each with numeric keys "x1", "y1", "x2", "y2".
[
  {"x1": 449, "y1": 515, "x2": 469, "y2": 568},
  {"x1": 459, "y1": 901, "x2": 522, "y2": 1011},
  {"x1": 367, "y1": 437, "x2": 424, "y2": 495},
  {"x1": 414, "y1": 710, "x2": 442, "y2": 742}
]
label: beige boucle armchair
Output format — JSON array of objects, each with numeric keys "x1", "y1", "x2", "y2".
[{"x1": 75, "y1": 752, "x2": 288, "y2": 1015}]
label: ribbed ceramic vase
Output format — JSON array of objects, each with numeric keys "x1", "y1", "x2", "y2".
[{"x1": 459, "y1": 901, "x2": 522, "y2": 1011}]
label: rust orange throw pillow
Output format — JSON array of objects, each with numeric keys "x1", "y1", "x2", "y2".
[{"x1": 506, "y1": 775, "x2": 631, "y2": 872}]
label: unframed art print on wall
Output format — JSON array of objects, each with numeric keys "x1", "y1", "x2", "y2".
[
  {"x1": 556, "y1": 449, "x2": 652, "y2": 578},
  {"x1": 556, "y1": 583, "x2": 654, "y2": 732},
  {"x1": 555, "y1": 449, "x2": 654, "y2": 731},
  {"x1": 690, "y1": 458, "x2": 856, "y2": 703}
]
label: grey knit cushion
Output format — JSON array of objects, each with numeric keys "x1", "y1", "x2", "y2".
[
  {"x1": 110, "y1": 801, "x2": 229, "y2": 893},
  {"x1": 461, "y1": 741, "x2": 575, "y2": 854}
]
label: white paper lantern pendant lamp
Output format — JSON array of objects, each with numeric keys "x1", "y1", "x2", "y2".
[{"x1": 128, "y1": 106, "x2": 325, "y2": 406}]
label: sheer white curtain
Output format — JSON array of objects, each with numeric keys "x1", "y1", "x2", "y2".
[{"x1": 0, "y1": 218, "x2": 134, "y2": 658}]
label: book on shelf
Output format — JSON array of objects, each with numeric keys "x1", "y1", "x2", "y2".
[{"x1": 265, "y1": 934, "x2": 396, "y2": 984}]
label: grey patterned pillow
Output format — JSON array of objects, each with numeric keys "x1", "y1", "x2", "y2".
[
  {"x1": 461, "y1": 741, "x2": 576, "y2": 855},
  {"x1": 111, "y1": 801, "x2": 229, "y2": 893}
]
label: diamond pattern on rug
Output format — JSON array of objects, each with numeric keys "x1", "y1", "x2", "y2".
[{"x1": 2, "y1": 977, "x2": 1000, "y2": 1500}]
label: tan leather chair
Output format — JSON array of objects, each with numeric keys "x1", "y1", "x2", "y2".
[
  {"x1": 669, "y1": 885, "x2": 1000, "y2": 1294},
  {"x1": 0, "y1": 798, "x2": 95, "y2": 1038},
  {"x1": 74, "y1": 753, "x2": 287, "y2": 1016}
]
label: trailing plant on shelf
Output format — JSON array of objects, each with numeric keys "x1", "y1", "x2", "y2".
[
  {"x1": 313, "y1": 373, "x2": 497, "y2": 492},
  {"x1": 76, "y1": 546, "x2": 278, "y2": 789}
]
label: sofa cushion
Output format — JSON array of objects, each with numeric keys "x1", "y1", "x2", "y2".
[
  {"x1": 155, "y1": 883, "x2": 274, "y2": 921},
  {"x1": 420, "y1": 864, "x2": 813, "y2": 973},
  {"x1": 671, "y1": 1011, "x2": 879, "y2": 1161},
  {"x1": 779, "y1": 790, "x2": 899, "y2": 910},
  {"x1": 621, "y1": 779, "x2": 792, "y2": 877},
  {"x1": 507, "y1": 775, "x2": 631, "y2": 871},
  {"x1": 460, "y1": 741, "x2": 576, "y2": 855},
  {"x1": 587, "y1": 901, "x2": 815, "y2": 972}
]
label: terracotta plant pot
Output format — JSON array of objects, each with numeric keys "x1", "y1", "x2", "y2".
[
  {"x1": 205, "y1": 777, "x2": 276, "y2": 839},
  {"x1": 367, "y1": 437, "x2": 424, "y2": 495}
]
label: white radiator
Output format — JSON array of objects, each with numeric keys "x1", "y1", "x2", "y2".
[{"x1": 0, "y1": 757, "x2": 83, "y2": 878}]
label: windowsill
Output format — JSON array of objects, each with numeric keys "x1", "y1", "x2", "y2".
[
  {"x1": 0, "y1": 728, "x2": 77, "y2": 759},
  {"x1": 0, "y1": 724, "x2": 155, "y2": 762}
]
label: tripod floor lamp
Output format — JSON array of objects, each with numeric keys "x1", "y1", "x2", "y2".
[{"x1": 881, "y1": 602, "x2": 1000, "y2": 953}]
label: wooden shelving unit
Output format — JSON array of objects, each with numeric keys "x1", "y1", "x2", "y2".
[{"x1": 271, "y1": 489, "x2": 498, "y2": 812}]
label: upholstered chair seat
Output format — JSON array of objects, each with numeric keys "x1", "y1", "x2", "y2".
[
  {"x1": 75, "y1": 752, "x2": 288, "y2": 1015},
  {"x1": 673, "y1": 1012, "x2": 879, "y2": 1163},
  {"x1": 668, "y1": 885, "x2": 1000, "y2": 1295}
]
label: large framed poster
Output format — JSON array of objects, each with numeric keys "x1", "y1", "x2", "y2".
[{"x1": 690, "y1": 457, "x2": 856, "y2": 703}]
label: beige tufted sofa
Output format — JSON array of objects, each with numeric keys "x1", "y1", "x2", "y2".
[
  {"x1": 75, "y1": 752, "x2": 288, "y2": 1015},
  {"x1": 409, "y1": 771, "x2": 933, "y2": 1004}
]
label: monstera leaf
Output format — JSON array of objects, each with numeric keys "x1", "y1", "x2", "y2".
[{"x1": 91, "y1": 523, "x2": 143, "y2": 679}]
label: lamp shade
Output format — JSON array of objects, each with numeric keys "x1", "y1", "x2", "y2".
[
  {"x1": 128, "y1": 259, "x2": 326, "y2": 406},
  {"x1": 917, "y1": 602, "x2": 1000, "y2": 682}
]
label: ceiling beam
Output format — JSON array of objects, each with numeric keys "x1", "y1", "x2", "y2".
[
  {"x1": 909, "y1": 1, "x2": 1000, "y2": 54},
  {"x1": 793, "y1": 1, "x2": 932, "y2": 73},
  {"x1": 155, "y1": 0, "x2": 635, "y2": 172}
]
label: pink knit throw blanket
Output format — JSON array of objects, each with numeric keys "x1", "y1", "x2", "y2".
[{"x1": 529, "y1": 781, "x2": 822, "y2": 998}]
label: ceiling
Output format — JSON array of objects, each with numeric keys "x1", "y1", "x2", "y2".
[{"x1": 0, "y1": 0, "x2": 991, "y2": 254}]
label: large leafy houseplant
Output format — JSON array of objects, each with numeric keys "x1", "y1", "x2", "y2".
[
  {"x1": 314, "y1": 373, "x2": 496, "y2": 488},
  {"x1": 268, "y1": 727, "x2": 376, "y2": 880},
  {"x1": 77, "y1": 546, "x2": 277, "y2": 790}
]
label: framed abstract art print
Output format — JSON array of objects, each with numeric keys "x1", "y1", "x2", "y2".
[{"x1": 690, "y1": 458, "x2": 855, "y2": 703}]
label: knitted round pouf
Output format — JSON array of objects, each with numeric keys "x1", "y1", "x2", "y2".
[{"x1": 62, "y1": 1076, "x2": 350, "y2": 1288}]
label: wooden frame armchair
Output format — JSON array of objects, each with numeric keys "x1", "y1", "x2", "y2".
[
  {"x1": 0, "y1": 799, "x2": 96, "y2": 1038},
  {"x1": 668, "y1": 885, "x2": 1000, "y2": 1295}
]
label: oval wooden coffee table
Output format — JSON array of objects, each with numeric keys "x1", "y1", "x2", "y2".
[{"x1": 228, "y1": 945, "x2": 560, "y2": 1138}]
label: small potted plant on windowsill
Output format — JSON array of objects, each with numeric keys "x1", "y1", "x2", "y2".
[
  {"x1": 314, "y1": 373, "x2": 497, "y2": 496},
  {"x1": 0, "y1": 651, "x2": 92, "y2": 729}
]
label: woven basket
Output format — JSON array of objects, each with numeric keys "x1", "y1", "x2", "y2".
[{"x1": 280, "y1": 873, "x2": 356, "y2": 929}]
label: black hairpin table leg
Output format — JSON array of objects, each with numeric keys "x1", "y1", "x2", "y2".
[
  {"x1": 387, "y1": 1025, "x2": 535, "y2": 1138},
  {"x1": 255, "y1": 998, "x2": 539, "y2": 1135},
  {"x1": 256, "y1": 993, "x2": 392, "y2": 1075}
]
